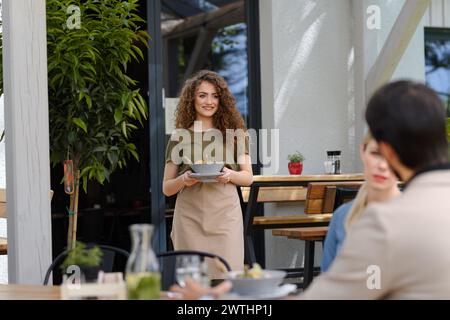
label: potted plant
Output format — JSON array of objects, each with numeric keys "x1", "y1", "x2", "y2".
[
  {"x1": 60, "y1": 241, "x2": 103, "y2": 283},
  {"x1": 46, "y1": 0, "x2": 149, "y2": 249},
  {"x1": 287, "y1": 151, "x2": 305, "y2": 175}
]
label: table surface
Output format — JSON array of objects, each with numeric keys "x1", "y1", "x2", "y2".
[
  {"x1": 252, "y1": 174, "x2": 364, "y2": 182},
  {"x1": 0, "y1": 284, "x2": 175, "y2": 300},
  {"x1": 0, "y1": 284, "x2": 60, "y2": 300}
]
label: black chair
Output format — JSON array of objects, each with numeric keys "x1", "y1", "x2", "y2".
[
  {"x1": 333, "y1": 187, "x2": 360, "y2": 211},
  {"x1": 157, "y1": 250, "x2": 232, "y2": 290},
  {"x1": 43, "y1": 244, "x2": 130, "y2": 285}
]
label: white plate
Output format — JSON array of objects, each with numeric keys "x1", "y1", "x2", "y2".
[
  {"x1": 189, "y1": 172, "x2": 224, "y2": 182},
  {"x1": 222, "y1": 284, "x2": 297, "y2": 300}
]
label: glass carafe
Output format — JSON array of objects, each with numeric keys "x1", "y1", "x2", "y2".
[{"x1": 125, "y1": 224, "x2": 161, "y2": 299}]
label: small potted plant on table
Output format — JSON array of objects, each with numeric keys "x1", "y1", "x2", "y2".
[
  {"x1": 61, "y1": 242, "x2": 103, "y2": 283},
  {"x1": 287, "y1": 151, "x2": 305, "y2": 175}
]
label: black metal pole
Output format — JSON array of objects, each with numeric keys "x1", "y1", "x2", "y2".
[
  {"x1": 245, "y1": 0, "x2": 262, "y2": 170},
  {"x1": 147, "y1": 0, "x2": 166, "y2": 253},
  {"x1": 245, "y1": 0, "x2": 264, "y2": 265}
]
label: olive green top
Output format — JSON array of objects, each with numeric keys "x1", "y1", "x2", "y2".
[{"x1": 165, "y1": 129, "x2": 250, "y2": 176}]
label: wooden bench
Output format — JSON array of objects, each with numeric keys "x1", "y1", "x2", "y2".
[
  {"x1": 240, "y1": 185, "x2": 333, "y2": 229},
  {"x1": 0, "y1": 189, "x2": 54, "y2": 255},
  {"x1": 241, "y1": 176, "x2": 364, "y2": 266},
  {"x1": 239, "y1": 176, "x2": 365, "y2": 288},
  {"x1": 270, "y1": 181, "x2": 363, "y2": 288},
  {"x1": 0, "y1": 188, "x2": 5, "y2": 219},
  {"x1": 272, "y1": 227, "x2": 329, "y2": 240},
  {"x1": 0, "y1": 237, "x2": 6, "y2": 255},
  {"x1": 0, "y1": 189, "x2": 5, "y2": 256}
]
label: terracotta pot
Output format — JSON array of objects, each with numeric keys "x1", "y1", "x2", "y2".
[{"x1": 288, "y1": 162, "x2": 303, "y2": 175}]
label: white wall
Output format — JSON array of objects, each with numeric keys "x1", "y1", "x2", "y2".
[
  {"x1": 354, "y1": 0, "x2": 426, "y2": 172},
  {"x1": 260, "y1": 0, "x2": 354, "y2": 270},
  {"x1": 261, "y1": 0, "x2": 354, "y2": 176},
  {"x1": 426, "y1": 0, "x2": 450, "y2": 27},
  {"x1": 259, "y1": 0, "x2": 427, "y2": 270}
]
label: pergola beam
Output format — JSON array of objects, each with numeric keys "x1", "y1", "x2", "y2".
[
  {"x1": 162, "y1": 0, "x2": 244, "y2": 40},
  {"x1": 182, "y1": 27, "x2": 216, "y2": 82},
  {"x1": 365, "y1": 0, "x2": 430, "y2": 97}
]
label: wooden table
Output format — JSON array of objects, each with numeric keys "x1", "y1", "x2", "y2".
[
  {"x1": 0, "y1": 284, "x2": 175, "y2": 300},
  {"x1": 242, "y1": 174, "x2": 364, "y2": 264},
  {"x1": 0, "y1": 284, "x2": 60, "y2": 300}
]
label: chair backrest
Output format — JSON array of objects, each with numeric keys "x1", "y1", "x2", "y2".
[
  {"x1": 333, "y1": 186, "x2": 361, "y2": 211},
  {"x1": 156, "y1": 250, "x2": 232, "y2": 290},
  {"x1": 43, "y1": 244, "x2": 130, "y2": 285},
  {"x1": 305, "y1": 182, "x2": 364, "y2": 214}
]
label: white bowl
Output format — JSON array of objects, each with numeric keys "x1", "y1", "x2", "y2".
[
  {"x1": 226, "y1": 270, "x2": 286, "y2": 296},
  {"x1": 190, "y1": 163, "x2": 224, "y2": 174}
]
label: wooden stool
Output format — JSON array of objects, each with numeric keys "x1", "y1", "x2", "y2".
[{"x1": 272, "y1": 227, "x2": 328, "y2": 289}]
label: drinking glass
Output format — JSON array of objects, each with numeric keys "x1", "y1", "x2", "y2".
[
  {"x1": 324, "y1": 160, "x2": 333, "y2": 174},
  {"x1": 175, "y1": 255, "x2": 202, "y2": 287}
]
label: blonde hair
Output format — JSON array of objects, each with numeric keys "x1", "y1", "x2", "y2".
[{"x1": 344, "y1": 132, "x2": 372, "y2": 232}]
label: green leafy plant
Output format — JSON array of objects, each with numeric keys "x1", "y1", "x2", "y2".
[
  {"x1": 447, "y1": 118, "x2": 450, "y2": 156},
  {"x1": 46, "y1": 0, "x2": 149, "y2": 248},
  {"x1": 61, "y1": 241, "x2": 103, "y2": 271},
  {"x1": 447, "y1": 117, "x2": 450, "y2": 140},
  {"x1": 287, "y1": 151, "x2": 305, "y2": 163},
  {"x1": 47, "y1": 0, "x2": 149, "y2": 191}
]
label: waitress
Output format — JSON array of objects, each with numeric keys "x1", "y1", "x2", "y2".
[{"x1": 163, "y1": 70, "x2": 253, "y2": 274}]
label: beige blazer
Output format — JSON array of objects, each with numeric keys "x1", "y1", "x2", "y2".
[{"x1": 301, "y1": 170, "x2": 450, "y2": 299}]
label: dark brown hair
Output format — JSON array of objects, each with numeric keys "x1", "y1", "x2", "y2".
[
  {"x1": 366, "y1": 80, "x2": 448, "y2": 170},
  {"x1": 175, "y1": 70, "x2": 246, "y2": 134}
]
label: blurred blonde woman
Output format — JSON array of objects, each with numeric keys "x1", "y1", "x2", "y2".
[{"x1": 320, "y1": 132, "x2": 401, "y2": 272}]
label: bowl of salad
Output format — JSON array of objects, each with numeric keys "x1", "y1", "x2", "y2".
[{"x1": 226, "y1": 264, "x2": 286, "y2": 296}]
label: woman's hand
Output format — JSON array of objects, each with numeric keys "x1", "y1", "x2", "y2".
[
  {"x1": 169, "y1": 278, "x2": 233, "y2": 300},
  {"x1": 183, "y1": 170, "x2": 199, "y2": 187},
  {"x1": 215, "y1": 167, "x2": 234, "y2": 184}
]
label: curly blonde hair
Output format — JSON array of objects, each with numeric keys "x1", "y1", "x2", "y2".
[{"x1": 175, "y1": 70, "x2": 246, "y2": 134}]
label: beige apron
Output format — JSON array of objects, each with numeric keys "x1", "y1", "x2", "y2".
[{"x1": 171, "y1": 182, "x2": 244, "y2": 276}]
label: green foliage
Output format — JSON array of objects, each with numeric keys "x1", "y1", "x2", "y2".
[
  {"x1": 447, "y1": 118, "x2": 450, "y2": 141},
  {"x1": 47, "y1": 0, "x2": 149, "y2": 192},
  {"x1": 447, "y1": 118, "x2": 450, "y2": 157},
  {"x1": 212, "y1": 24, "x2": 241, "y2": 54},
  {"x1": 61, "y1": 241, "x2": 103, "y2": 270},
  {"x1": 287, "y1": 151, "x2": 305, "y2": 163}
]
